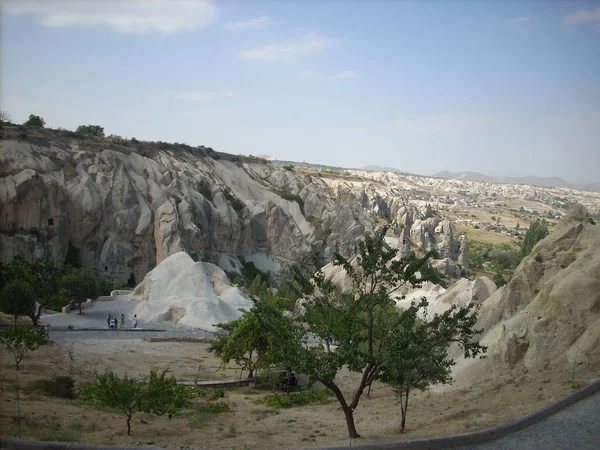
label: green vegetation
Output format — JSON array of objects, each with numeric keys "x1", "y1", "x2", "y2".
[
  {"x1": 210, "y1": 227, "x2": 485, "y2": 438},
  {"x1": 241, "y1": 261, "x2": 267, "y2": 285},
  {"x1": 0, "y1": 256, "x2": 114, "y2": 322},
  {"x1": 468, "y1": 241, "x2": 522, "y2": 274},
  {"x1": 378, "y1": 301, "x2": 484, "y2": 432},
  {"x1": 30, "y1": 376, "x2": 78, "y2": 399},
  {"x1": 283, "y1": 165, "x2": 294, "y2": 172},
  {"x1": 0, "y1": 325, "x2": 44, "y2": 370},
  {"x1": 75, "y1": 124, "x2": 105, "y2": 137},
  {"x1": 276, "y1": 189, "x2": 305, "y2": 214},
  {"x1": 223, "y1": 187, "x2": 246, "y2": 214},
  {"x1": 256, "y1": 390, "x2": 333, "y2": 408},
  {"x1": 23, "y1": 114, "x2": 45, "y2": 129},
  {"x1": 209, "y1": 277, "x2": 299, "y2": 377},
  {"x1": 194, "y1": 388, "x2": 225, "y2": 400},
  {"x1": 80, "y1": 369, "x2": 190, "y2": 435},
  {"x1": 194, "y1": 401, "x2": 230, "y2": 414},
  {"x1": 197, "y1": 179, "x2": 213, "y2": 201},
  {"x1": 522, "y1": 219, "x2": 549, "y2": 257},
  {"x1": 0, "y1": 279, "x2": 36, "y2": 326}
]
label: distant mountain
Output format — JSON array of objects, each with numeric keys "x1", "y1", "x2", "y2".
[
  {"x1": 362, "y1": 165, "x2": 407, "y2": 174},
  {"x1": 431, "y1": 171, "x2": 600, "y2": 193}
]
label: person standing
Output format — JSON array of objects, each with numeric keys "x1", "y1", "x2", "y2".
[
  {"x1": 107, "y1": 313, "x2": 111, "y2": 329},
  {"x1": 132, "y1": 314, "x2": 138, "y2": 329},
  {"x1": 121, "y1": 314, "x2": 125, "y2": 328}
]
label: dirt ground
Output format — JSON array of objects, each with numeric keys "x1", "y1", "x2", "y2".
[{"x1": 2, "y1": 334, "x2": 599, "y2": 450}]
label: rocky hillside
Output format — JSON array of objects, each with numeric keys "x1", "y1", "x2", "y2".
[
  {"x1": 0, "y1": 127, "x2": 466, "y2": 285},
  {"x1": 448, "y1": 204, "x2": 600, "y2": 387}
]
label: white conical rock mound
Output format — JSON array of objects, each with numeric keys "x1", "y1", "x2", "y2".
[{"x1": 131, "y1": 252, "x2": 252, "y2": 331}]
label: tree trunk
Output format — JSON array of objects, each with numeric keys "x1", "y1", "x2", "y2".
[
  {"x1": 400, "y1": 385, "x2": 409, "y2": 433},
  {"x1": 343, "y1": 406, "x2": 360, "y2": 438},
  {"x1": 127, "y1": 413, "x2": 132, "y2": 435},
  {"x1": 323, "y1": 379, "x2": 361, "y2": 438}
]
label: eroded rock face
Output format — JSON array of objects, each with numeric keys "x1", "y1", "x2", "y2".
[
  {"x1": 0, "y1": 129, "x2": 465, "y2": 284},
  {"x1": 449, "y1": 205, "x2": 600, "y2": 386}
]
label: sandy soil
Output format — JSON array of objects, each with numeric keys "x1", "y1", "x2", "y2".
[{"x1": 2, "y1": 334, "x2": 599, "y2": 450}]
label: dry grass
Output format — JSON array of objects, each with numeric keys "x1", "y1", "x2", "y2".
[
  {"x1": 454, "y1": 223, "x2": 517, "y2": 245},
  {"x1": 2, "y1": 336, "x2": 599, "y2": 449}
]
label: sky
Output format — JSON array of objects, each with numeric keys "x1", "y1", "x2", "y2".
[{"x1": 1, "y1": 0, "x2": 599, "y2": 184}]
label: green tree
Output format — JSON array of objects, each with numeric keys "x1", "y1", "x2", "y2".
[
  {"x1": 0, "y1": 279, "x2": 36, "y2": 326},
  {"x1": 75, "y1": 124, "x2": 105, "y2": 137},
  {"x1": 60, "y1": 267, "x2": 99, "y2": 313},
  {"x1": 209, "y1": 294, "x2": 289, "y2": 378},
  {"x1": 27, "y1": 258, "x2": 65, "y2": 324},
  {"x1": 493, "y1": 272, "x2": 507, "y2": 287},
  {"x1": 522, "y1": 219, "x2": 549, "y2": 257},
  {"x1": 23, "y1": 114, "x2": 45, "y2": 129},
  {"x1": 80, "y1": 369, "x2": 189, "y2": 435},
  {"x1": 0, "y1": 325, "x2": 44, "y2": 370},
  {"x1": 378, "y1": 299, "x2": 486, "y2": 432},
  {"x1": 284, "y1": 227, "x2": 446, "y2": 438}
]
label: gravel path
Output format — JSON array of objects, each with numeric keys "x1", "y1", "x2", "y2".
[{"x1": 464, "y1": 392, "x2": 600, "y2": 450}]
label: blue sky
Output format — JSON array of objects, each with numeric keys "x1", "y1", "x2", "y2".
[{"x1": 1, "y1": 1, "x2": 599, "y2": 183}]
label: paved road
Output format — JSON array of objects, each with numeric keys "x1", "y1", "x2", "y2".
[
  {"x1": 42, "y1": 300, "x2": 215, "y2": 341},
  {"x1": 463, "y1": 392, "x2": 600, "y2": 450}
]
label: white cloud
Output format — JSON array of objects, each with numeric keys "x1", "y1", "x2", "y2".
[
  {"x1": 2, "y1": 0, "x2": 217, "y2": 34},
  {"x1": 169, "y1": 90, "x2": 235, "y2": 101},
  {"x1": 299, "y1": 70, "x2": 360, "y2": 80},
  {"x1": 240, "y1": 32, "x2": 340, "y2": 62},
  {"x1": 562, "y1": 7, "x2": 600, "y2": 24},
  {"x1": 505, "y1": 16, "x2": 530, "y2": 24},
  {"x1": 224, "y1": 16, "x2": 270, "y2": 32}
]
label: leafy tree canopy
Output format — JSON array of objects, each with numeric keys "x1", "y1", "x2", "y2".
[
  {"x1": 0, "y1": 325, "x2": 44, "y2": 370},
  {"x1": 80, "y1": 369, "x2": 190, "y2": 435},
  {"x1": 522, "y1": 219, "x2": 549, "y2": 256},
  {"x1": 75, "y1": 124, "x2": 105, "y2": 137},
  {"x1": 0, "y1": 279, "x2": 36, "y2": 326},
  {"x1": 23, "y1": 114, "x2": 45, "y2": 129}
]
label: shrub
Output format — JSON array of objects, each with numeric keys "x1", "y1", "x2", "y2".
[
  {"x1": 276, "y1": 189, "x2": 305, "y2": 214},
  {"x1": 31, "y1": 376, "x2": 77, "y2": 399},
  {"x1": 195, "y1": 388, "x2": 225, "y2": 400},
  {"x1": 256, "y1": 390, "x2": 333, "y2": 408},
  {"x1": 223, "y1": 187, "x2": 246, "y2": 214},
  {"x1": 197, "y1": 179, "x2": 213, "y2": 201},
  {"x1": 195, "y1": 401, "x2": 230, "y2": 413}
]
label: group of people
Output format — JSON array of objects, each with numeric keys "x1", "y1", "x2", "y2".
[{"x1": 107, "y1": 313, "x2": 137, "y2": 329}]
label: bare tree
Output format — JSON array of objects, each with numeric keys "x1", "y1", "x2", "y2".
[{"x1": 0, "y1": 111, "x2": 11, "y2": 123}]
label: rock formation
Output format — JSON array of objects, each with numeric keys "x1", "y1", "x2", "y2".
[
  {"x1": 457, "y1": 234, "x2": 469, "y2": 269},
  {"x1": 448, "y1": 205, "x2": 600, "y2": 387},
  {"x1": 131, "y1": 252, "x2": 252, "y2": 331},
  {"x1": 0, "y1": 128, "x2": 466, "y2": 284}
]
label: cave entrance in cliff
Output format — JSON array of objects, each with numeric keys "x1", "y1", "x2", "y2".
[
  {"x1": 127, "y1": 272, "x2": 136, "y2": 288},
  {"x1": 47, "y1": 218, "x2": 54, "y2": 226}
]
